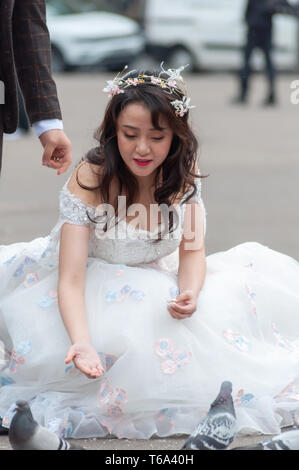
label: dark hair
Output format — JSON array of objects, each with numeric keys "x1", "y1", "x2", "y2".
[{"x1": 77, "y1": 70, "x2": 206, "y2": 239}]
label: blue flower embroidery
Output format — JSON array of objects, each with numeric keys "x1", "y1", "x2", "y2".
[
  {"x1": 37, "y1": 291, "x2": 57, "y2": 309},
  {"x1": 38, "y1": 297, "x2": 55, "y2": 308},
  {"x1": 98, "y1": 352, "x2": 117, "y2": 371},
  {"x1": 105, "y1": 289, "x2": 119, "y2": 303},
  {"x1": 3, "y1": 255, "x2": 16, "y2": 266},
  {"x1": 129, "y1": 289, "x2": 145, "y2": 301},
  {"x1": 235, "y1": 389, "x2": 256, "y2": 407},
  {"x1": 65, "y1": 365, "x2": 75, "y2": 374},
  {"x1": 105, "y1": 286, "x2": 145, "y2": 303},
  {"x1": 120, "y1": 285, "x2": 131, "y2": 296},
  {"x1": 0, "y1": 376, "x2": 15, "y2": 386},
  {"x1": 9, "y1": 341, "x2": 32, "y2": 373},
  {"x1": 115, "y1": 265, "x2": 126, "y2": 276},
  {"x1": 40, "y1": 247, "x2": 55, "y2": 268},
  {"x1": 16, "y1": 341, "x2": 32, "y2": 356},
  {"x1": 24, "y1": 257, "x2": 36, "y2": 266},
  {"x1": 223, "y1": 329, "x2": 251, "y2": 353},
  {"x1": 24, "y1": 273, "x2": 39, "y2": 288},
  {"x1": 13, "y1": 264, "x2": 24, "y2": 278}
]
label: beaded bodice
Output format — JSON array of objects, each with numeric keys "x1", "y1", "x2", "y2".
[{"x1": 55, "y1": 178, "x2": 206, "y2": 269}]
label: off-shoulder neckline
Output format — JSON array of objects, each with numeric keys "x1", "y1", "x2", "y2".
[{"x1": 60, "y1": 182, "x2": 185, "y2": 235}]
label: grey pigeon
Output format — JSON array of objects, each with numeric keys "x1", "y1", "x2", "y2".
[
  {"x1": 232, "y1": 428, "x2": 299, "y2": 450},
  {"x1": 9, "y1": 400, "x2": 84, "y2": 450},
  {"x1": 182, "y1": 381, "x2": 237, "y2": 450}
]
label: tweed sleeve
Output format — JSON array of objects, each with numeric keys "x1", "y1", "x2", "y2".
[{"x1": 12, "y1": 0, "x2": 62, "y2": 124}]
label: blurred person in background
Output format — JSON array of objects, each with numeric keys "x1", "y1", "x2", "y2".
[
  {"x1": 233, "y1": 0, "x2": 277, "y2": 106},
  {"x1": 0, "y1": 0, "x2": 72, "y2": 176}
]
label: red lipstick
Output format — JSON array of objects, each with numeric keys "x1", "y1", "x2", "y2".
[{"x1": 134, "y1": 159, "x2": 152, "y2": 167}]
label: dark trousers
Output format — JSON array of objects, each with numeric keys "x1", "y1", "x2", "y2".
[
  {"x1": 240, "y1": 26, "x2": 276, "y2": 99},
  {"x1": 0, "y1": 107, "x2": 3, "y2": 176}
]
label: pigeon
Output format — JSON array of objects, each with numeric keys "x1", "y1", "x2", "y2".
[
  {"x1": 182, "y1": 381, "x2": 237, "y2": 450},
  {"x1": 9, "y1": 400, "x2": 84, "y2": 450},
  {"x1": 231, "y1": 428, "x2": 299, "y2": 450}
]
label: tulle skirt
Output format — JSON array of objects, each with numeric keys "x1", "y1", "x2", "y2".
[{"x1": 0, "y1": 239, "x2": 298, "y2": 439}]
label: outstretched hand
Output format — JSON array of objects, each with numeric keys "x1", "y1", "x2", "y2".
[
  {"x1": 40, "y1": 129, "x2": 72, "y2": 175},
  {"x1": 167, "y1": 289, "x2": 197, "y2": 320},
  {"x1": 65, "y1": 342, "x2": 104, "y2": 379}
]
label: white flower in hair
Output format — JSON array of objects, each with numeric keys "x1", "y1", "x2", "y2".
[
  {"x1": 102, "y1": 62, "x2": 196, "y2": 116},
  {"x1": 103, "y1": 80, "x2": 124, "y2": 97},
  {"x1": 151, "y1": 77, "x2": 161, "y2": 85},
  {"x1": 127, "y1": 78, "x2": 139, "y2": 86},
  {"x1": 171, "y1": 96, "x2": 195, "y2": 117},
  {"x1": 159, "y1": 62, "x2": 188, "y2": 84}
]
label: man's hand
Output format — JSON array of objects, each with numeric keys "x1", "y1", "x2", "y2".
[{"x1": 39, "y1": 129, "x2": 72, "y2": 175}]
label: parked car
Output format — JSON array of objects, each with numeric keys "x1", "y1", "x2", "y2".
[
  {"x1": 143, "y1": 0, "x2": 299, "y2": 71},
  {"x1": 46, "y1": 0, "x2": 145, "y2": 72}
]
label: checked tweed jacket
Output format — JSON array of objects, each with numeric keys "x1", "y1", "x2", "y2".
[{"x1": 0, "y1": 0, "x2": 62, "y2": 134}]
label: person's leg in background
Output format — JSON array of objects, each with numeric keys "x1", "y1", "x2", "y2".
[
  {"x1": 262, "y1": 29, "x2": 276, "y2": 105},
  {"x1": 233, "y1": 28, "x2": 255, "y2": 103}
]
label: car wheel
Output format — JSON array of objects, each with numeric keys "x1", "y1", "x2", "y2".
[
  {"x1": 167, "y1": 47, "x2": 197, "y2": 72},
  {"x1": 51, "y1": 46, "x2": 67, "y2": 73}
]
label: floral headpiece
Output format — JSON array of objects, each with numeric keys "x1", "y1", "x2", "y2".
[{"x1": 103, "y1": 62, "x2": 195, "y2": 117}]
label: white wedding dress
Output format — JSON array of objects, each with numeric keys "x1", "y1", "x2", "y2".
[{"x1": 0, "y1": 175, "x2": 298, "y2": 440}]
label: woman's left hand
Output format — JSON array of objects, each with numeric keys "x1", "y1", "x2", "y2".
[{"x1": 167, "y1": 289, "x2": 198, "y2": 320}]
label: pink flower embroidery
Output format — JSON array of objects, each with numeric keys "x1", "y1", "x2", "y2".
[
  {"x1": 275, "y1": 381, "x2": 299, "y2": 401},
  {"x1": 107, "y1": 405, "x2": 123, "y2": 417},
  {"x1": 223, "y1": 329, "x2": 251, "y2": 353},
  {"x1": 9, "y1": 341, "x2": 32, "y2": 373},
  {"x1": 161, "y1": 360, "x2": 177, "y2": 375},
  {"x1": 173, "y1": 350, "x2": 192, "y2": 366},
  {"x1": 244, "y1": 262, "x2": 255, "y2": 271},
  {"x1": 100, "y1": 353, "x2": 118, "y2": 372},
  {"x1": 155, "y1": 338, "x2": 175, "y2": 358},
  {"x1": 155, "y1": 338, "x2": 192, "y2": 374},
  {"x1": 98, "y1": 379, "x2": 114, "y2": 406},
  {"x1": 272, "y1": 323, "x2": 294, "y2": 353},
  {"x1": 24, "y1": 273, "x2": 39, "y2": 288},
  {"x1": 156, "y1": 408, "x2": 176, "y2": 433},
  {"x1": 116, "y1": 270, "x2": 124, "y2": 277},
  {"x1": 114, "y1": 388, "x2": 128, "y2": 405},
  {"x1": 234, "y1": 389, "x2": 255, "y2": 407},
  {"x1": 245, "y1": 284, "x2": 257, "y2": 316},
  {"x1": 98, "y1": 378, "x2": 128, "y2": 416}
]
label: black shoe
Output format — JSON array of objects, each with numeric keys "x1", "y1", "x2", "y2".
[
  {"x1": 0, "y1": 418, "x2": 8, "y2": 435},
  {"x1": 231, "y1": 95, "x2": 247, "y2": 105},
  {"x1": 262, "y1": 92, "x2": 277, "y2": 106}
]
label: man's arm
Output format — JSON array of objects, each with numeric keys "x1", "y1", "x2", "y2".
[
  {"x1": 12, "y1": 0, "x2": 61, "y2": 124},
  {"x1": 12, "y1": 0, "x2": 72, "y2": 174}
]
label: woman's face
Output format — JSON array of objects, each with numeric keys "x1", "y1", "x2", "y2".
[{"x1": 116, "y1": 102, "x2": 173, "y2": 183}]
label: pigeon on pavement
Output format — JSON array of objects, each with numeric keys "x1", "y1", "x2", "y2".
[
  {"x1": 9, "y1": 400, "x2": 84, "y2": 450},
  {"x1": 182, "y1": 381, "x2": 237, "y2": 450},
  {"x1": 231, "y1": 428, "x2": 299, "y2": 450}
]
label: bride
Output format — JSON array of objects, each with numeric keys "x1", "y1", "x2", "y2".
[{"x1": 0, "y1": 65, "x2": 298, "y2": 440}]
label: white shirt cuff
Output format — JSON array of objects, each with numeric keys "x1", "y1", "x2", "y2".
[{"x1": 32, "y1": 119, "x2": 64, "y2": 137}]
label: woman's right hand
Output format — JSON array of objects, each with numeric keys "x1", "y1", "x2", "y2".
[{"x1": 65, "y1": 342, "x2": 104, "y2": 379}]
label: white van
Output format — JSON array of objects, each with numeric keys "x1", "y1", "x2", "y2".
[{"x1": 144, "y1": 0, "x2": 299, "y2": 71}]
